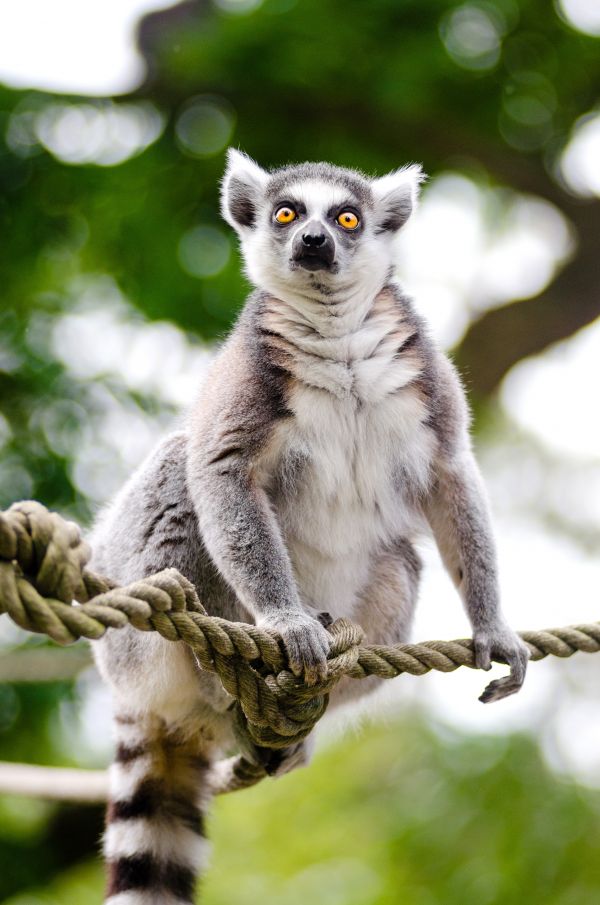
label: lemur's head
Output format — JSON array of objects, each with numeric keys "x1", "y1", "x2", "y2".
[{"x1": 221, "y1": 150, "x2": 424, "y2": 301}]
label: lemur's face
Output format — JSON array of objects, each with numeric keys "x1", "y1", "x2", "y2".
[{"x1": 221, "y1": 152, "x2": 423, "y2": 301}]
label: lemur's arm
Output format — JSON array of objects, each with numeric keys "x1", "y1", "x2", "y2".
[
  {"x1": 424, "y1": 358, "x2": 529, "y2": 702},
  {"x1": 186, "y1": 325, "x2": 330, "y2": 684}
]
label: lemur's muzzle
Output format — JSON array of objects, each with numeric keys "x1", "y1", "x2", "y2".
[{"x1": 291, "y1": 221, "x2": 335, "y2": 271}]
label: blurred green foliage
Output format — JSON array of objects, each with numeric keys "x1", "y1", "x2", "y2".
[
  {"x1": 3, "y1": 718, "x2": 600, "y2": 905},
  {"x1": 0, "y1": 0, "x2": 599, "y2": 901}
]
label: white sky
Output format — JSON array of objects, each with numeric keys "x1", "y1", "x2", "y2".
[{"x1": 0, "y1": 0, "x2": 167, "y2": 95}]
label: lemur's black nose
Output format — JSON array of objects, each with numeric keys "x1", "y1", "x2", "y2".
[
  {"x1": 302, "y1": 231, "x2": 326, "y2": 248},
  {"x1": 292, "y1": 220, "x2": 335, "y2": 271}
]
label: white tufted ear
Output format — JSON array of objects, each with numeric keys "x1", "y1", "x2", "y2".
[
  {"x1": 220, "y1": 149, "x2": 269, "y2": 232},
  {"x1": 371, "y1": 164, "x2": 425, "y2": 233}
]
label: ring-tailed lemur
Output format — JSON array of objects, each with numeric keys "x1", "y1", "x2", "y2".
[{"x1": 90, "y1": 150, "x2": 529, "y2": 904}]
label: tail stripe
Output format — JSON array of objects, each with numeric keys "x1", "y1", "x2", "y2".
[
  {"x1": 107, "y1": 854, "x2": 195, "y2": 899},
  {"x1": 108, "y1": 778, "x2": 205, "y2": 833},
  {"x1": 115, "y1": 742, "x2": 149, "y2": 764},
  {"x1": 104, "y1": 818, "x2": 209, "y2": 866}
]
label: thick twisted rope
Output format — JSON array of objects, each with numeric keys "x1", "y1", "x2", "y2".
[{"x1": 1, "y1": 501, "x2": 599, "y2": 794}]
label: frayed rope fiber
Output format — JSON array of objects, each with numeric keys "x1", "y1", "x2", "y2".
[{"x1": 1, "y1": 501, "x2": 599, "y2": 793}]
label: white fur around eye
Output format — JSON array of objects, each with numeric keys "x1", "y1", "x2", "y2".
[{"x1": 281, "y1": 180, "x2": 352, "y2": 220}]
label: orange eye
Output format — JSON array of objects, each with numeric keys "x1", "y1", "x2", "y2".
[
  {"x1": 337, "y1": 211, "x2": 359, "y2": 230},
  {"x1": 275, "y1": 206, "x2": 297, "y2": 224}
]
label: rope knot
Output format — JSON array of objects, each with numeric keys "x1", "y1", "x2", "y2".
[
  {"x1": 1, "y1": 501, "x2": 90, "y2": 602},
  {"x1": 229, "y1": 618, "x2": 365, "y2": 755}
]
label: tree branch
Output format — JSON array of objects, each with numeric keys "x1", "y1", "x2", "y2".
[
  {"x1": 0, "y1": 647, "x2": 92, "y2": 683},
  {"x1": 0, "y1": 762, "x2": 107, "y2": 803},
  {"x1": 455, "y1": 200, "x2": 600, "y2": 397}
]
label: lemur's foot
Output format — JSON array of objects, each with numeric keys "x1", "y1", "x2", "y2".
[{"x1": 258, "y1": 740, "x2": 312, "y2": 777}]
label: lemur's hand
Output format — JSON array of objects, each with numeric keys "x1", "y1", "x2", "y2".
[
  {"x1": 261, "y1": 612, "x2": 331, "y2": 685},
  {"x1": 474, "y1": 622, "x2": 530, "y2": 703}
]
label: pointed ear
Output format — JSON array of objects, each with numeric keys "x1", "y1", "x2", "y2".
[
  {"x1": 221, "y1": 148, "x2": 268, "y2": 232},
  {"x1": 371, "y1": 164, "x2": 425, "y2": 233}
]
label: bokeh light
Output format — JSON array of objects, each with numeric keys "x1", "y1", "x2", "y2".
[
  {"x1": 5, "y1": 100, "x2": 165, "y2": 166},
  {"x1": 560, "y1": 112, "x2": 600, "y2": 197},
  {"x1": 439, "y1": 3, "x2": 506, "y2": 71},
  {"x1": 178, "y1": 225, "x2": 231, "y2": 278},
  {"x1": 213, "y1": 0, "x2": 265, "y2": 14},
  {"x1": 175, "y1": 95, "x2": 236, "y2": 158},
  {"x1": 557, "y1": 0, "x2": 600, "y2": 35},
  {"x1": 499, "y1": 72, "x2": 557, "y2": 151}
]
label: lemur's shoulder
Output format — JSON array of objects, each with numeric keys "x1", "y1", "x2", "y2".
[
  {"x1": 188, "y1": 291, "x2": 292, "y2": 467},
  {"x1": 384, "y1": 282, "x2": 470, "y2": 454}
]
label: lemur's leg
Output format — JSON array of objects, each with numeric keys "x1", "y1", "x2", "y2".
[
  {"x1": 104, "y1": 711, "x2": 217, "y2": 905},
  {"x1": 328, "y1": 538, "x2": 421, "y2": 709},
  {"x1": 270, "y1": 540, "x2": 421, "y2": 776}
]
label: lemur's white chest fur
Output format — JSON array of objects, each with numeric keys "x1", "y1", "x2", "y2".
[{"x1": 262, "y1": 289, "x2": 437, "y2": 617}]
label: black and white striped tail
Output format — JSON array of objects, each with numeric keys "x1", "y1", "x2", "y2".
[{"x1": 104, "y1": 713, "x2": 212, "y2": 905}]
